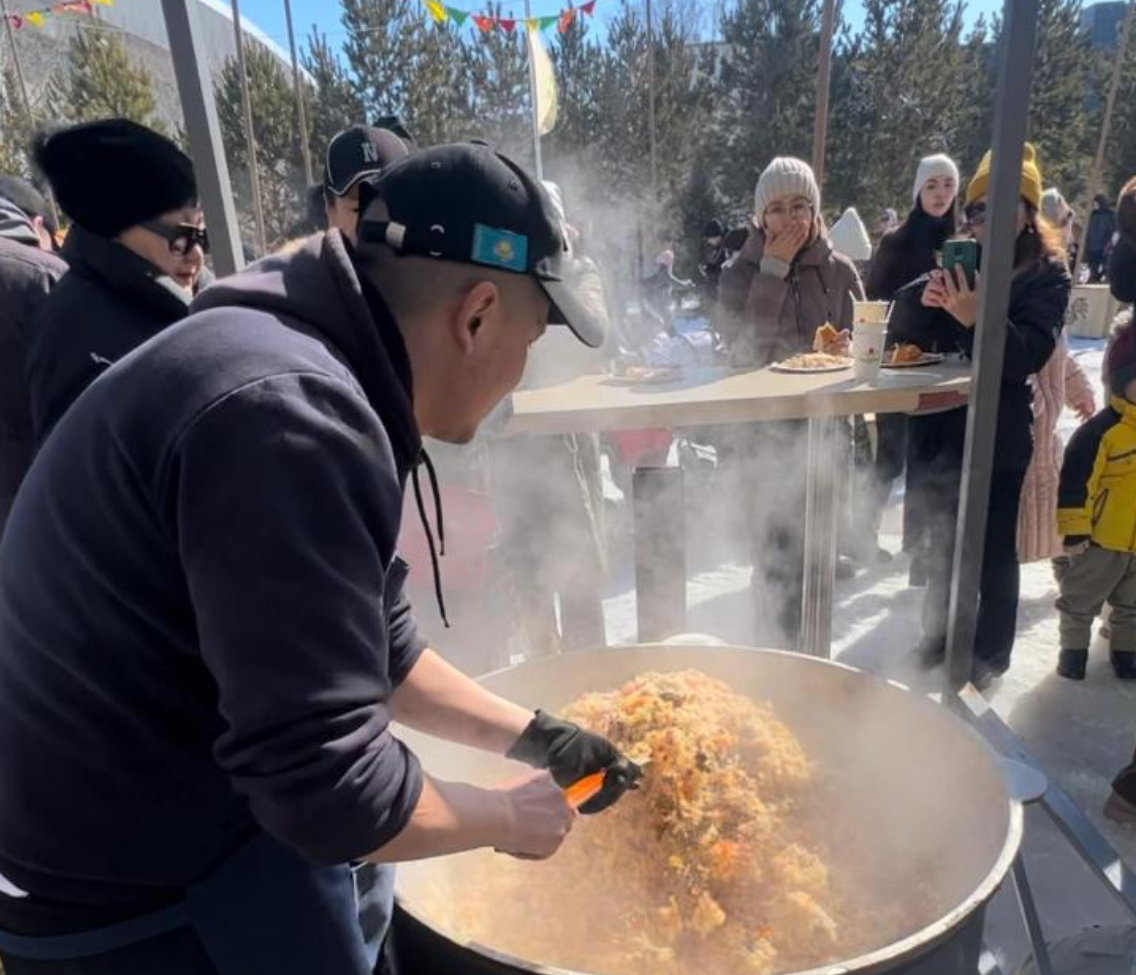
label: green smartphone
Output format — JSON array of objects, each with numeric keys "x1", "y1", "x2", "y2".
[{"x1": 942, "y1": 239, "x2": 979, "y2": 288}]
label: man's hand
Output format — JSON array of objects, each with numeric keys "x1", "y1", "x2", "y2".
[
  {"x1": 923, "y1": 267, "x2": 979, "y2": 328},
  {"x1": 764, "y1": 223, "x2": 810, "y2": 265},
  {"x1": 491, "y1": 771, "x2": 576, "y2": 860},
  {"x1": 507, "y1": 711, "x2": 642, "y2": 814}
]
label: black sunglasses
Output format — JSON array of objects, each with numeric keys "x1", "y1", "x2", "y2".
[
  {"x1": 963, "y1": 202, "x2": 987, "y2": 226},
  {"x1": 142, "y1": 221, "x2": 210, "y2": 256}
]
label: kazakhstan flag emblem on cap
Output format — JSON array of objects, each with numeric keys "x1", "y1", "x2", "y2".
[{"x1": 471, "y1": 224, "x2": 528, "y2": 273}]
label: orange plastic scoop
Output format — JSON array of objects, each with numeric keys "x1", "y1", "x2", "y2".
[
  {"x1": 564, "y1": 770, "x2": 607, "y2": 809},
  {"x1": 564, "y1": 759, "x2": 649, "y2": 809}
]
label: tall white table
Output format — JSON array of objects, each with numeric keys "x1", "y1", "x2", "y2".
[{"x1": 504, "y1": 361, "x2": 972, "y2": 657}]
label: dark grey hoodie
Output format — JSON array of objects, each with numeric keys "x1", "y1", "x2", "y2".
[
  {"x1": 0, "y1": 198, "x2": 66, "y2": 536},
  {"x1": 0, "y1": 231, "x2": 425, "y2": 928}
]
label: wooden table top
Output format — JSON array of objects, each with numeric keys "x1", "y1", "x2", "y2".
[{"x1": 504, "y1": 358, "x2": 972, "y2": 436}]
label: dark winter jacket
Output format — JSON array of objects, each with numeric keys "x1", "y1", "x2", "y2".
[
  {"x1": 718, "y1": 226, "x2": 864, "y2": 367},
  {"x1": 0, "y1": 235, "x2": 66, "y2": 536},
  {"x1": 1057, "y1": 394, "x2": 1136, "y2": 552},
  {"x1": 897, "y1": 256, "x2": 1071, "y2": 473},
  {"x1": 1086, "y1": 205, "x2": 1117, "y2": 257},
  {"x1": 1112, "y1": 234, "x2": 1136, "y2": 305},
  {"x1": 865, "y1": 208, "x2": 954, "y2": 302},
  {"x1": 24, "y1": 225, "x2": 193, "y2": 444},
  {"x1": 0, "y1": 231, "x2": 425, "y2": 927}
]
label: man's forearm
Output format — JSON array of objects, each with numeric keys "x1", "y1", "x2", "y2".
[
  {"x1": 366, "y1": 776, "x2": 504, "y2": 863},
  {"x1": 391, "y1": 648, "x2": 532, "y2": 754}
]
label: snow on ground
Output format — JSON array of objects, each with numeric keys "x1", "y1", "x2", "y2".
[{"x1": 599, "y1": 336, "x2": 1136, "y2": 962}]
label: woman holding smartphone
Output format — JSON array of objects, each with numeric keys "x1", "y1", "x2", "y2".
[{"x1": 915, "y1": 143, "x2": 1071, "y2": 690}]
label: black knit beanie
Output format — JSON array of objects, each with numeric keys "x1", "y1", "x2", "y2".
[{"x1": 33, "y1": 118, "x2": 196, "y2": 238}]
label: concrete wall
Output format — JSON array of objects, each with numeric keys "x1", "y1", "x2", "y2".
[{"x1": 3, "y1": 0, "x2": 306, "y2": 133}]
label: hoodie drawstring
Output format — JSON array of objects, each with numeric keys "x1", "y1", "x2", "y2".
[{"x1": 411, "y1": 449, "x2": 449, "y2": 628}]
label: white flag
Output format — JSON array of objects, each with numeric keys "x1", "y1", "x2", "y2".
[{"x1": 526, "y1": 24, "x2": 558, "y2": 136}]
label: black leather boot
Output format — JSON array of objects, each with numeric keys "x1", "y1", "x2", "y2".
[
  {"x1": 1056, "y1": 648, "x2": 1088, "y2": 681},
  {"x1": 1112, "y1": 652, "x2": 1136, "y2": 680}
]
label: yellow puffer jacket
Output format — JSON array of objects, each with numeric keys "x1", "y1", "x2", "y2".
[{"x1": 1057, "y1": 395, "x2": 1136, "y2": 552}]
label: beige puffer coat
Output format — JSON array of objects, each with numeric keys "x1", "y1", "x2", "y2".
[{"x1": 718, "y1": 224, "x2": 864, "y2": 368}]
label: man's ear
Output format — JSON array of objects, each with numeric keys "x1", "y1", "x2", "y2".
[{"x1": 452, "y1": 280, "x2": 499, "y2": 355}]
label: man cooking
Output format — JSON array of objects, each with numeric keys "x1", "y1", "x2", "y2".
[{"x1": 0, "y1": 144, "x2": 639, "y2": 974}]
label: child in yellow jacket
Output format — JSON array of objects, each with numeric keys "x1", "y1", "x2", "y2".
[{"x1": 1055, "y1": 324, "x2": 1136, "y2": 680}]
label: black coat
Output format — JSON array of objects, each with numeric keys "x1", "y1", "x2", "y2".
[
  {"x1": 864, "y1": 209, "x2": 953, "y2": 303},
  {"x1": 899, "y1": 257, "x2": 1071, "y2": 474},
  {"x1": 0, "y1": 238, "x2": 66, "y2": 533},
  {"x1": 23, "y1": 226, "x2": 192, "y2": 444},
  {"x1": 1110, "y1": 233, "x2": 1136, "y2": 305},
  {"x1": 1086, "y1": 206, "x2": 1117, "y2": 257}
]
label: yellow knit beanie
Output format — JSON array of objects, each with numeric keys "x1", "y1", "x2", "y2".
[{"x1": 965, "y1": 142, "x2": 1043, "y2": 210}]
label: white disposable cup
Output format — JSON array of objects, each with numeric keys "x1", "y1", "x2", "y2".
[
  {"x1": 852, "y1": 321, "x2": 886, "y2": 381},
  {"x1": 853, "y1": 300, "x2": 891, "y2": 326}
]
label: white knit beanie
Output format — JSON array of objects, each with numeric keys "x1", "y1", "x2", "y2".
[
  {"x1": 912, "y1": 154, "x2": 960, "y2": 205},
  {"x1": 754, "y1": 157, "x2": 821, "y2": 224}
]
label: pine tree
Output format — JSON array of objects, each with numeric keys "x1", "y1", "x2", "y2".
[
  {"x1": 461, "y1": 4, "x2": 530, "y2": 158},
  {"x1": 713, "y1": 0, "x2": 820, "y2": 213},
  {"x1": 340, "y1": 0, "x2": 417, "y2": 120},
  {"x1": 1104, "y1": 31, "x2": 1136, "y2": 198},
  {"x1": 1027, "y1": 0, "x2": 1095, "y2": 199},
  {"x1": 949, "y1": 15, "x2": 997, "y2": 181},
  {"x1": 49, "y1": 30, "x2": 162, "y2": 129},
  {"x1": 0, "y1": 67, "x2": 37, "y2": 179},
  {"x1": 303, "y1": 27, "x2": 365, "y2": 165},
  {"x1": 397, "y1": 19, "x2": 473, "y2": 146},
  {"x1": 592, "y1": 1, "x2": 650, "y2": 199},
  {"x1": 548, "y1": 13, "x2": 605, "y2": 164},
  {"x1": 215, "y1": 42, "x2": 307, "y2": 248},
  {"x1": 340, "y1": 0, "x2": 471, "y2": 146},
  {"x1": 825, "y1": 0, "x2": 971, "y2": 222}
]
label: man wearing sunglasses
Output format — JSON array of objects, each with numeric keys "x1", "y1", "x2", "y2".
[{"x1": 23, "y1": 118, "x2": 207, "y2": 444}]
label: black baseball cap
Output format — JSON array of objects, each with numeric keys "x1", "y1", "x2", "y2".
[
  {"x1": 323, "y1": 125, "x2": 408, "y2": 197},
  {"x1": 357, "y1": 143, "x2": 605, "y2": 348}
]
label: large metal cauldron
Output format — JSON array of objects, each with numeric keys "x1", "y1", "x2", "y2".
[{"x1": 392, "y1": 645, "x2": 1022, "y2": 975}]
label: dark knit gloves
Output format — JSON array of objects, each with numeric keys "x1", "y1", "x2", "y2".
[{"x1": 507, "y1": 710, "x2": 643, "y2": 815}]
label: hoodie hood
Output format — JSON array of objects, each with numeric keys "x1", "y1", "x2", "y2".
[
  {"x1": 0, "y1": 195, "x2": 41, "y2": 247},
  {"x1": 191, "y1": 230, "x2": 421, "y2": 471}
]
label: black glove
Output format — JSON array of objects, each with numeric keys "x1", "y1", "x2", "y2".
[{"x1": 507, "y1": 710, "x2": 643, "y2": 815}]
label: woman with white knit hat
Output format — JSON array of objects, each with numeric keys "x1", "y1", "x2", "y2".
[
  {"x1": 862, "y1": 152, "x2": 960, "y2": 575},
  {"x1": 719, "y1": 157, "x2": 863, "y2": 368},
  {"x1": 717, "y1": 157, "x2": 864, "y2": 647}
]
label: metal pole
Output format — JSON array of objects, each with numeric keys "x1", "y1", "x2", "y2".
[
  {"x1": 282, "y1": 0, "x2": 313, "y2": 187},
  {"x1": 160, "y1": 0, "x2": 244, "y2": 276},
  {"x1": 523, "y1": 0, "x2": 543, "y2": 180},
  {"x1": 645, "y1": 0, "x2": 657, "y2": 198},
  {"x1": 800, "y1": 416, "x2": 839, "y2": 657},
  {"x1": 633, "y1": 467, "x2": 686, "y2": 641},
  {"x1": 812, "y1": 0, "x2": 837, "y2": 188},
  {"x1": 944, "y1": 0, "x2": 1040, "y2": 692},
  {"x1": 231, "y1": 0, "x2": 268, "y2": 255},
  {"x1": 1076, "y1": 0, "x2": 1134, "y2": 280},
  {"x1": 0, "y1": 0, "x2": 62, "y2": 230}
]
